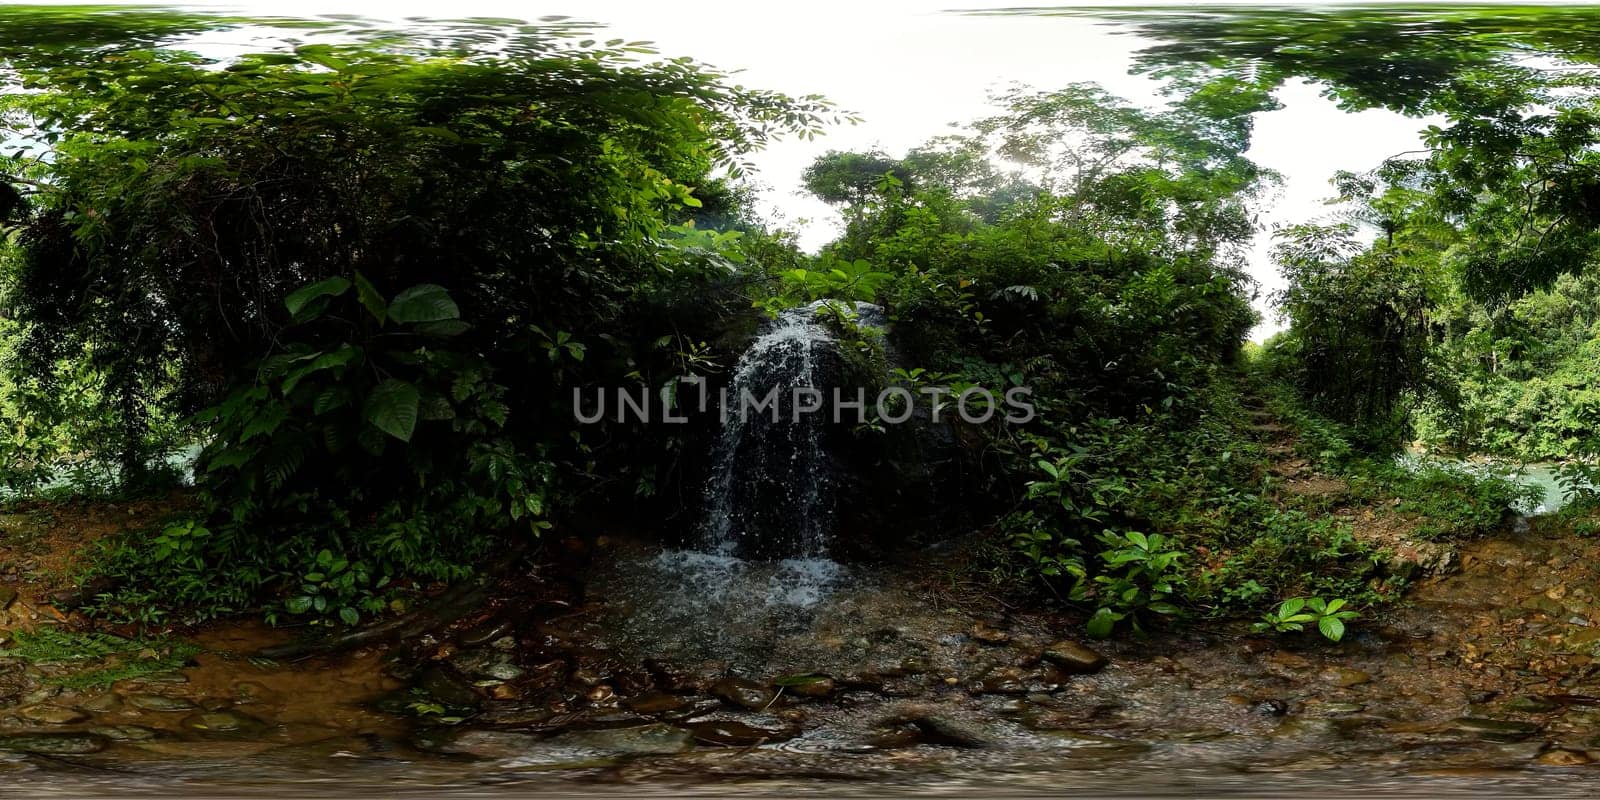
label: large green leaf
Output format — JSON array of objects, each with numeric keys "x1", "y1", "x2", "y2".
[
  {"x1": 387, "y1": 284, "x2": 459, "y2": 324},
  {"x1": 353, "y1": 272, "x2": 387, "y2": 324},
  {"x1": 285, "y1": 277, "x2": 351, "y2": 318},
  {"x1": 363, "y1": 379, "x2": 420, "y2": 441}
]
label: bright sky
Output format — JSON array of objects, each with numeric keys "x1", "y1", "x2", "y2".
[{"x1": 41, "y1": 1, "x2": 1439, "y2": 337}]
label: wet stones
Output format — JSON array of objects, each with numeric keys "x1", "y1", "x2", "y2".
[
  {"x1": 547, "y1": 723, "x2": 694, "y2": 755},
  {"x1": 0, "y1": 732, "x2": 107, "y2": 754},
  {"x1": 420, "y1": 729, "x2": 541, "y2": 759},
  {"x1": 774, "y1": 674, "x2": 835, "y2": 700},
  {"x1": 710, "y1": 676, "x2": 776, "y2": 711},
  {"x1": 1042, "y1": 641, "x2": 1107, "y2": 674}
]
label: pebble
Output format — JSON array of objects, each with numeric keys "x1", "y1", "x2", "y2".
[
  {"x1": 710, "y1": 676, "x2": 776, "y2": 711},
  {"x1": 1042, "y1": 642, "x2": 1107, "y2": 674}
]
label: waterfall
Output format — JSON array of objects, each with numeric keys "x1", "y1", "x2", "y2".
[{"x1": 700, "y1": 301, "x2": 874, "y2": 559}]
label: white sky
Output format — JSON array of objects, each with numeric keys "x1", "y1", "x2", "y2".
[{"x1": 29, "y1": 1, "x2": 1441, "y2": 337}]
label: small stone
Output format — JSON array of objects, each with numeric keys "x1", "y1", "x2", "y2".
[
  {"x1": 710, "y1": 676, "x2": 776, "y2": 711},
  {"x1": 19, "y1": 704, "x2": 89, "y2": 725},
  {"x1": 0, "y1": 586, "x2": 16, "y2": 611},
  {"x1": 1041, "y1": 641, "x2": 1107, "y2": 674},
  {"x1": 127, "y1": 694, "x2": 196, "y2": 712}
]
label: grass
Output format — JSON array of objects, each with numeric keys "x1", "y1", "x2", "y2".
[{"x1": 0, "y1": 626, "x2": 200, "y2": 689}]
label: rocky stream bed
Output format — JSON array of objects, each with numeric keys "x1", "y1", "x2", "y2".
[{"x1": 3, "y1": 524, "x2": 1600, "y2": 796}]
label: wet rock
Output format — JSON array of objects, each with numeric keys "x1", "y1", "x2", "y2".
[
  {"x1": 971, "y1": 621, "x2": 1011, "y2": 645},
  {"x1": 710, "y1": 676, "x2": 776, "y2": 711},
  {"x1": 1266, "y1": 651, "x2": 1312, "y2": 670},
  {"x1": 1042, "y1": 641, "x2": 1107, "y2": 674},
  {"x1": 973, "y1": 666, "x2": 1027, "y2": 695},
  {"x1": 127, "y1": 694, "x2": 196, "y2": 712},
  {"x1": 420, "y1": 728, "x2": 541, "y2": 758},
  {"x1": 0, "y1": 733, "x2": 107, "y2": 754},
  {"x1": 585, "y1": 685, "x2": 615, "y2": 704},
  {"x1": 1449, "y1": 717, "x2": 1541, "y2": 741},
  {"x1": 1506, "y1": 695, "x2": 1560, "y2": 713},
  {"x1": 1569, "y1": 628, "x2": 1600, "y2": 648},
  {"x1": 623, "y1": 691, "x2": 689, "y2": 716},
  {"x1": 1323, "y1": 668, "x2": 1372, "y2": 688},
  {"x1": 682, "y1": 719, "x2": 787, "y2": 747},
  {"x1": 19, "y1": 704, "x2": 88, "y2": 725},
  {"x1": 900, "y1": 712, "x2": 995, "y2": 748},
  {"x1": 80, "y1": 693, "x2": 122, "y2": 713},
  {"x1": 1536, "y1": 748, "x2": 1592, "y2": 767},
  {"x1": 90, "y1": 725, "x2": 160, "y2": 741},
  {"x1": 547, "y1": 723, "x2": 693, "y2": 755},
  {"x1": 778, "y1": 675, "x2": 835, "y2": 700},
  {"x1": 183, "y1": 710, "x2": 268, "y2": 734}
]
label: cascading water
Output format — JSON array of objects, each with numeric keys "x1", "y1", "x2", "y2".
[
  {"x1": 701, "y1": 301, "x2": 844, "y2": 559},
  {"x1": 594, "y1": 301, "x2": 885, "y2": 666}
]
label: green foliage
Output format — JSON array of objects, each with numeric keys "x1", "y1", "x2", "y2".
[
  {"x1": 1084, "y1": 531, "x2": 1185, "y2": 638},
  {"x1": 1253, "y1": 597, "x2": 1360, "y2": 643},
  {"x1": 0, "y1": 10, "x2": 841, "y2": 622}
]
